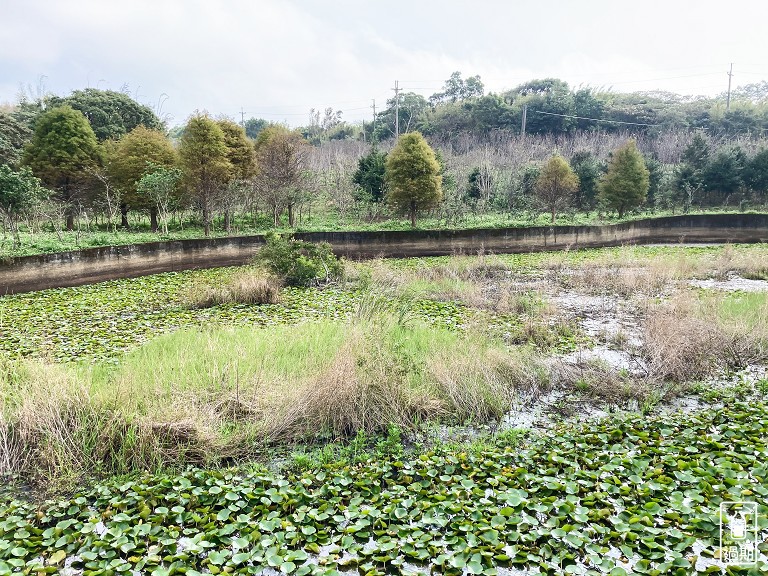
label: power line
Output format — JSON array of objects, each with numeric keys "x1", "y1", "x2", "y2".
[
  {"x1": 532, "y1": 110, "x2": 660, "y2": 127},
  {"x1": 603, "y1": 72, "x2": 723, "y2": 86},
  {"x1": 249, "y1": 105, "x2": 372, "y2": 117}
]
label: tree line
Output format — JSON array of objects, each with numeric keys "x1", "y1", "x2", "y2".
[{"x1": 1, "y1": 83, "x2": 768, "y2": 246}]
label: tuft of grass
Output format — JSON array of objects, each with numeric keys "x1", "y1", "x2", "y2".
[
  {"x1": 643, "y1": 291, "x2": 768, "y2": 382},
  {"x1": 185, "y1": 271, "x2": 282, "y2": 308}
]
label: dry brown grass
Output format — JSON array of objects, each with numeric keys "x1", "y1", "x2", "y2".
[
  {"x1": 261, "y1": 323, "x2": 548, "y2": 442},
  {"x1": 264, "y1": 337, "x2": 432, "y2": 441},
  {"x1": 547, "y1": 246, "x2": 768, "y2": 300},
  {"x1": 361, "y1": 255, "x2": 549, "y2": 317},
  {"x1": 550, "y1": 258, "x2": 680, "y2": 298},
  {"x1": 0, "y1": 359, "x2": 220, "y2": 486},
  {"x1": 696, "y1": 245, "x2": 768, "y2": 280},
  {"x1": 550, "y1": 359, "x2": 672, "y2": 406},
  {"x1": 642, "y1": 292, "x2": 768, "y2": 382},
  {"x1": 186, "y1": 272, "x2": 282, "y2": 308}
]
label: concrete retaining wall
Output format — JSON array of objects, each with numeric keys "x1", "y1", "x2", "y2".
[{"x1": 2, "y1": 214, "x2": 766, "y2": 295}]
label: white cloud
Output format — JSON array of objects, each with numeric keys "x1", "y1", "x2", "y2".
[{"x1": 1, "y1": 0, "x2": 767, "y2": 125}]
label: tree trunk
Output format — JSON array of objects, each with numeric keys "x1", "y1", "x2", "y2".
[
  {"x1": 287, "y1": 203, "x2": 295, "y2": 228},
  {"x1": 203, "y1": 204, "x2": 210, "y2": 237},
  {"x1": 410, "y1": 201, "x2": 417, "y2": 227},
  {"x1": 150, "y1": 207, "x2": 158, "y2": 233},
  {"x1": 551, "y1": 208, "x2": 556, "y2": 223},
  {"x1": 224, "y1": 210, "x2": 231, "y2": 233},
  {"x1": 65, "y1": 210, "x2": 75, "y2": 231},
  {"x1": 120, "y1": 203, "x2": 129, "y2": 229}
]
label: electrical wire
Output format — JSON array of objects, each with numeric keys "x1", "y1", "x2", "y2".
[{"x1": 532, "y1": 110, "x2": 660, "y2": 127}]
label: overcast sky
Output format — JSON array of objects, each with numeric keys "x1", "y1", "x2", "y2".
[{"x1": 2, "y1": 0, "x2": 767, "y2": 127}]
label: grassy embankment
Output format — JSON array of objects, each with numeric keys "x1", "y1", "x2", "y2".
[{"x1": 2, "y1": 207, "x2": 766, "y2": 258}]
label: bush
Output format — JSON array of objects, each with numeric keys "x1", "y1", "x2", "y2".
[{"x1": 256, "y1": 232, "x2": 344, "y2": 287}]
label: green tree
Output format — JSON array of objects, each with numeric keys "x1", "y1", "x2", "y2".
[
  {"x1": 745, "y1": 148, "x2": 768, "y2": 194},
  {"x1": 374, "y1": 93, "x2": 430, "y2": 141},
  {"x1": 22, "y1": 105, "x2": 100, "y2": 230},
  {"x1": 352, "y1": 147, "x2": 387, "y2": 202},
  {"x1": 136, "y1": 164, "x2": 182, "y2": 235},
  {"x1": 48, "y1": 88, "x2": 163, "y2": 141},
  {"x1": 0, "y1": 111, "x2": 32, "y2": 168},
  {"x1": 107, "y1": 125, "x2": 177, "y2": 230},
  {"x1": 218, "y1": 120, "x2": 256, "y2": 180},
  {"x1": 598, "y1": 140, "x2": 650, "y2": 218},
  {"x1": 569, "y1": 151, "x2": 602, "y2": 210},
  {"x1": 466, "y1": 165, "x2": 494, "y2": 205},
  {"x1": 703, "y1": 146, "x2": 746, "y2": 204},
  {"x1": 0, "y1": 164, "x2": 48, "y2": 245},
  {"x1": 244, "y1": 117, "x2": 269, "y2": 140},
  {"x1": 505, "y1": 79, "x2": 576, "y2": 134},
  {"x1": 429, "y1": 71, "x2": 484, "y2": 105},
  {"x1": 217, "y1": 119, "x2": 256, "y2": 231},
  {"x1": 385, "y1": 132, "x2": 442, "y2": 226},
  {"x1": 178, "y1": 113, "x2": 232, "y2": 236},
  {"x1": 645, "y1": 157, "x2": 667, "y2": 209},
  {"x1": 674, "y1": 133, "x2": 711, "y2": 210},
  {"x1": 535, "y1": 154, "x2": 579, "y2": 222}
]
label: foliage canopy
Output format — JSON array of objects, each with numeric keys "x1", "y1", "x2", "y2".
[
  {"x1": 48, "y1": 88, "x2": 163, "y2": 141},
  {"x1": 599, "y1": 140, "x2": 650, "y2": 218},
  {"x1": 535, "y1": 154, "x2": 580, "y2": 222},
  {"x1": 255, "y1": 232, "x2": 344, "y2": 287},
  {"x1": 385, "y1": 132, "x2": 442, "y2": 226}
]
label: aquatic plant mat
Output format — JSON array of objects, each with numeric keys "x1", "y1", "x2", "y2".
[{"x1": 1, "y1": 399, "x2": 767, "y2": 574}]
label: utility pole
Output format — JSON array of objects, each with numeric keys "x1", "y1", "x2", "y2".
[
  {"x1": 240, "y1": 107, "x2": 245, "y2": 128},
  {"x1": 726, "y1": 63, "x2": 734, "y2": 112},
  {"x1": 392, "y1": 80, "x2": 401, "y2": 138},
  {"x1": 521, "y1": 104, "x2": 528, "y2": 137},
  {"x1": 371, "y1": 99, "x2": 377, "y2": 144}
]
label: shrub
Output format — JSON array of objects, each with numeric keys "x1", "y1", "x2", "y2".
[{"x1": 255, "y1": 232, "x2": 344, "y2": 287}]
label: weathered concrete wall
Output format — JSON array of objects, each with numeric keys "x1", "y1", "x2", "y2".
[{"x1": 1, "y1": 214, "x2": 766, "y2": 295}]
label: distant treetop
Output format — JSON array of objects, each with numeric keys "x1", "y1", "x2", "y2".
[{"x1": 47, "y1": 88, "x2": 163, "y2": 141}]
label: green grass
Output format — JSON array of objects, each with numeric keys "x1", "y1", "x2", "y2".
[
  {"x1": 94, "y1": 322, "x2": 349, "y2": 397},
  {"x1": 3, "y1": 207, "x2": 766, "y2": 258},
  {"x1": 712, "y1": 291, "x2": 768, "y2": 328},
  {"x1": 1, "y1": 315, "x2": 545, "y2": 485}
]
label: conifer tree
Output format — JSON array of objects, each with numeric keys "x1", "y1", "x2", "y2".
[
  {"x1": 385, "y1": 132, "x2": 442, "y2": 226},
  {"x1": 599, "y1": 140, "x2": 650, "y2": 218}
]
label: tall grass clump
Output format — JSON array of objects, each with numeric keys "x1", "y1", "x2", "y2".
[
  {"x1": 1, "y1": 315, "x2": 546, "y2": 487},
  {"x1": 186, "y1": 271, "x2": 282, "y2": 308},
  {"x1": 643, "y1": 290, "x2": 768, "y2": 382}
]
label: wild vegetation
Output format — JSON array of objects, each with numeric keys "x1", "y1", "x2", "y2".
[
  {"x1": 2, "y1": 243, "x2": 768, "y2": 573},
  {"x1": 3, "y1": 75, "x2": 768, "y2": 257}
]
